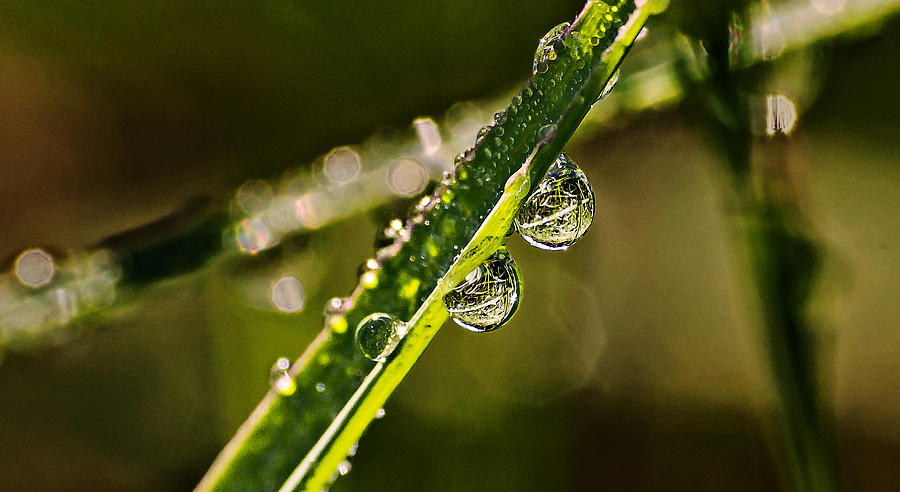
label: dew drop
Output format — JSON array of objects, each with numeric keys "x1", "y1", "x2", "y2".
[
  {"x1": 269, "y1": 358, "x2": 296, "y2": 395},
  {"x1": 514, "y1": 153, "x2": 594, "y2": 251},
  {"x1": 316, "y1": 382, "x2": 326, "y2": 392},
  {"x1": 337, "y1": 460, "x2": 352, "y2": 476},
  {"x1": 538, "y1": 124, "x2": 556, "y2": 143},
  {"x1": 375, "y1": 408, "x2": 386, "y2": 419},
  {"x1": 443, "y1": 249, "x2": 522, "y2": 333},
  {"x1": 596, "y1": 69, "x2": 620, "y2": 103},
  {"x1": 355, "y1": 313, "x2": 404, "y2": 361},
  {"x1": 533, "y1": 22, "x2": 571, "y2": 74},
  {"x1": 476, "y1": 125, "x2": 492, "y2": 141}
]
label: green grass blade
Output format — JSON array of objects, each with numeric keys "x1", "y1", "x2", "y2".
[{"x1": 197, "y1": 2, "x2": 665, "y2": 490}]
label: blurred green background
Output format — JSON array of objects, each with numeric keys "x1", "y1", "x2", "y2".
[{"x1": 1, "y1": 1, "x2": 899, "y2": 491}]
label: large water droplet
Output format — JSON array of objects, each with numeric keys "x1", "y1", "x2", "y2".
[
  {"x1": 443, "y1": 249, "x2": 522, "y2": 333},
  {"x1": 533, "y1": 22, "x2": 571, "y2": 74},
  {"x1": 515, "y1": 153, "x2": 594, "y2": 251},
  {"x1": 355, "y1": 313, "x2": 404, "y2": 361},
  {"x1": 269, "y1": 358, "x2": 296, "y2": 395}
]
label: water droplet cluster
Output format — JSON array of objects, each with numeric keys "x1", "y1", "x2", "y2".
[
  {"x1": 443, "y1": 249, "x2": 522, "y2": 332},
  {"x1": 343, "y1": 1, "x2": 627, "y2": 350},
  {"x1": 515, "y1": 153, "x2": 595, "y2": 250}
]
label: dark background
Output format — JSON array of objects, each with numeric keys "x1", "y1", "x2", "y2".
[{"x1": 1, "y1": 1, "x2": 899, "y2": 491}]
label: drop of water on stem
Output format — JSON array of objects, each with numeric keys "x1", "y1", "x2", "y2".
[
  {"x1": 533, "y1": 22, "x2": 570, "y2": 74},
  {"x1": 269, "y1": 358, "x2": 296, "y2": 395},
  {"x1": 515, "y1": 153, "x2": 594, "y2": 251},
  {"x1": 355, "y1": 313, "x2": 404, "y2": 361},
  {"x1": 443, "y1": 249, "x2": 522, "y2": 333}
]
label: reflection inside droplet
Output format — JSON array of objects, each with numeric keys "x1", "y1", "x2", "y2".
[
  {"x1": 443, "y1": 249, "x2": 522, "y2": 333},
  {"x1": 515, "y1": 153, "x2": 595, "y2": 251},
  {"x1": 355, "y1": 313, "x2": 404, "y2": 361}
]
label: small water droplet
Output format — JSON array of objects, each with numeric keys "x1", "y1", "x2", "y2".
[
  {"x1": 590, "y1": 35, "x2": 601, "y2": 46},
  {"x1": 493, "y1": 111, "x2": 507, "y2": 124},
  {"x1": 269, "y1": 358, "x2": 296, "y2": 395},
  {"x1": 316, "y1": 382, "x2": 326, "y2": 392},
  {"x1": 375, "y1": 408, "x2": 386, "y2": 419},
  {"x1": 324, "y1": 297, "x2": 344, "y2": 316},
  {"x1": 443, "y1": 249, "x2": 522, "y2": 333},
  {"x1": 564, "y1": 30, "x2": 582, "y2": 49},
  {"x1": 596, "y1": 69, "x2": 620, "y2": 103},
  {"x1": 476, "y1": 125, "x2": 492, "y2": 141},
  {"x1": 538, "y1": 124, "x2": 556, "y2": 143},
  {"x1": 337, "y1": 460, "x2": 352, "y2": 476},
  {"x1": 348, "y1": 442, "x2": 359, "y2": 457},
  {"x1": 533, "y1": 22, "x2": 571, "y2": 74},
  {"x1": 355, "y1": 313, "x2": 404, "y2": 361},
  {"x1": 514, "y1": 153, "x2": 594, "y2": 251}
]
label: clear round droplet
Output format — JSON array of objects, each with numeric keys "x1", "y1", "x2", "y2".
[
  {"x1": 355, "y1": 313, "x2": 404, "y2": 361},
  {"x1": 515, "y1": 153, "x2": 595, "y2": 251},
  {"x1": 269, "y1": 358, "x2": 296, "y2": 395},
  {"x1": 596, "y1": 69, "x2": 620, "y2": 103},
  {"x1": 533, "y1": 22, "x2": 571, "y2": 74},
  {"x1": 443, "y1": 249, "x2": 522, "y2": 333}
]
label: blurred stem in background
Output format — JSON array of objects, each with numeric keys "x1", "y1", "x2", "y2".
[{"x1": 680, "y1": 3, "x2": 840, "y2": 490}]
